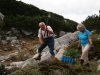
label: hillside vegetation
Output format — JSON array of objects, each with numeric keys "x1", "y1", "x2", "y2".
[
  {"x1": 0, "y1": 0, "x2": 78, "y2": 36},
  {"x1": 7, "y1": 34, "x2": 100, "y2": 75}
]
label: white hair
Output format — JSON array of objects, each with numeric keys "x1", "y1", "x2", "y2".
[
  {"x1": 39, "y1": 22, "x2": 45, "y2": 27},
  {"x1": 77, "y1": 24, "x2": 86, "y2": 31}
]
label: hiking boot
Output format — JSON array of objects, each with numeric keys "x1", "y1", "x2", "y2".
[
  {"x1": 80, "y1": 59, "x2": 84, "y2": 66},
  {"x1": 85, "y1": 63, "x2": 92, "y2": 72},
  {"x1": 85, "y1": 63, "x2": 90, "y2": 67},
  {"x1": 34, "y1": 55, "x2": 41, "y2": 60},
  {"x1": 86, "y1": 67, "x2": 92, "y2": 72}
]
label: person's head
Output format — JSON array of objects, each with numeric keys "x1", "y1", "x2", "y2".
[
  {"x1": 39, "y1": 22, "x2": 46, "y2": 30},
  {"x1": 77, "y1": 24, "x2": 86, "y2": 32}
]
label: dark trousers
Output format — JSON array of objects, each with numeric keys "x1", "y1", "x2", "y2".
[{"x1": 38, "y1": 36, "x2": 55, "y2": 56}]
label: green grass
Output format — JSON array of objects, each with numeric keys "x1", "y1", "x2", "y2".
[{"x1": 9, "y1": 58, "x2": 100, "y2": 75}]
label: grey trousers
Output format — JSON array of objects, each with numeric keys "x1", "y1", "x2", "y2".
[{"x1": 81, "y1": 44, "x2": 90, "y2": 64}]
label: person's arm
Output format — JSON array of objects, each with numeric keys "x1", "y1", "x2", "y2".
[
  {"x1": 77, "y1": 40, "x2": 81, "y2": 50},
  {"x1": 88, "y1": 35, "x2": 94, "y2": 50},
  {"x1": 46, "y1": 26, "x2": 54, "y2": 34},
  {"x1": 39, "y1": 38, "x2": 43, "y2": 44},
  {"x1": 38, "y1": 29, "x2": 43, "y2": 44},
  {"x1": 88, "y1": 36, "x2": 93, "y2": 44},
  {"x1": 86, "y1": 29, "x2": 93, "y2": 44},
  {"x1": 78, "y1": 40, "x2": 81, "y2": 46}
]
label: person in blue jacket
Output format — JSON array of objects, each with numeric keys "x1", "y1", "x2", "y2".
[{"x1": 77, "y1": 24, "x2": 94, "y2": 67}]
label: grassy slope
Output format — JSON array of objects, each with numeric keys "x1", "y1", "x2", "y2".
[{"x1": 9, "y1": 34, "x2": 100, "y2": 75}]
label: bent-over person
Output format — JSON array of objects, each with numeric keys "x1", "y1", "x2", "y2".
[{"x1": 34, "y1": 22, "x2": 55, "y2": 60}]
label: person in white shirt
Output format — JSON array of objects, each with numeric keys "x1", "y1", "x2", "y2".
[{"x1": 34, "y1": 22, "x2": 55, "y2": 60}]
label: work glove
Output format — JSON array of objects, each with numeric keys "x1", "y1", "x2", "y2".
[
  {"x1": 77, "y1": 45, "x2": 81, "y2": 50},
  {"x1": 90, "y1": 44, "x2": 94, "y2": 50}
]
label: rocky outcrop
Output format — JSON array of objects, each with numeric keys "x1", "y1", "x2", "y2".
[{"x1": 8, "y1": 31, "x2": 78, "y2": 68}]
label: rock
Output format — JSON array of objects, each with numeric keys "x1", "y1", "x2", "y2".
[
  {"x1": 6, "y1": 37, "x2": 17, "y2": 41},
  {"x1": 0, "y1": 56, "x2": 4, "y2": 60},
  {"x1": 97, "y1": 65, "x2": 100, "y2": 71},
  {"x1": 10, "y1": 61, "x2": 24, "y2": 68},
  {"x1": 5, "y1": 66, "x2": 14, "y2": 70},
  {"x1": 0, "y1": 52, "x2": 18, "y2": 60},
  {"x1": 97, "y1": 59, "x2": 100, "y2": 62},
  {"x1": 22, "y1": 30, "x2": 32, "y2": 36},
  {"x1": 0, "y1": 12, "x2": 4, "y2": 21},
  {"x1": 59, "y1": 31, "x2": 66, "y2": 37},
  {"x1": 55, "y1": 48, "x2": 65, "y2": 60}
]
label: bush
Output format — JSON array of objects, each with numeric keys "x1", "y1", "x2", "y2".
[
  {"x1": 0, "y1": 63, "x2": 5, "y2": 75},
  {"x1": 63, "y1": 48, "x2": 78, "y2": 58}
]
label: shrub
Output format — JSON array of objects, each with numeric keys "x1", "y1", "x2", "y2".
[
  {"x1": 0, "y1": 63, "x2": 5, "y2": 75},
  {"x1": 63, "y1": 48, "x2": 78, "y2": 58}
]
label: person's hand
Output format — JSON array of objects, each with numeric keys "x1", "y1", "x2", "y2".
[
  {"x1": 40, "y1": 41, "x2": 44, "y2": 45},
  {"x1": 77, "y1": 45, "x2": 81, "y2": 50},
  {"x1": 90, "y1": 44, "x2": 94, "y2": 50}
]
